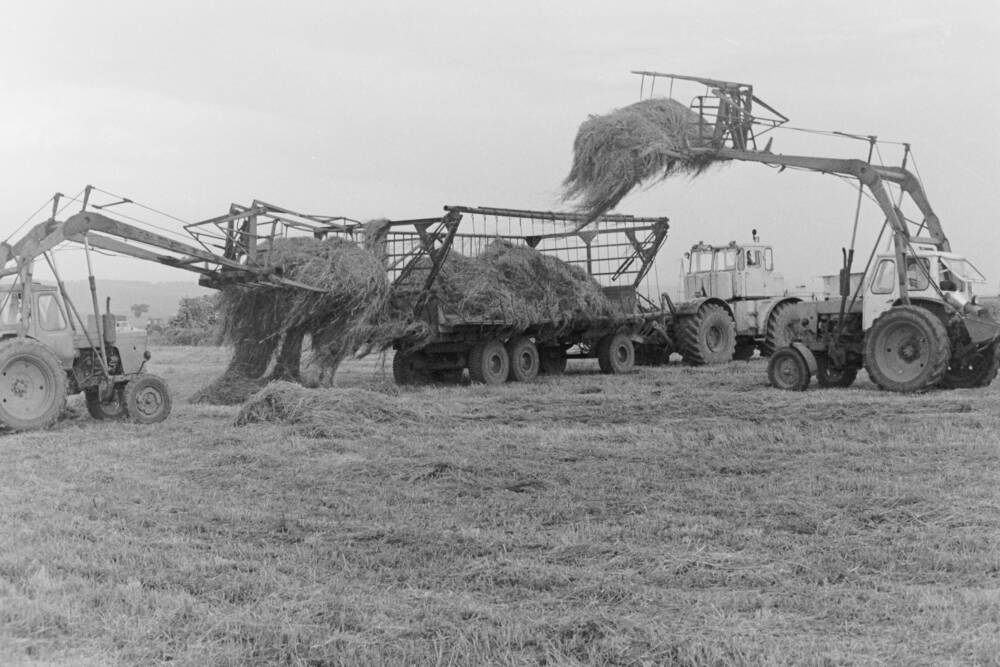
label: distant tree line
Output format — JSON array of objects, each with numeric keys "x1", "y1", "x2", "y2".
[{"x1": 149, "y1": 294, "x2": 221, "y2": 346}]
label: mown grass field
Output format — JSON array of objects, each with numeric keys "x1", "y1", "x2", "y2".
[{"x1": 2, "y1": 345, "x2": 999, "y2": 666}]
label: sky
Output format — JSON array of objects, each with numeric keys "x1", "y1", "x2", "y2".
[{"x1": 2, "y1": 0, "x2": 999, "y2": 295}]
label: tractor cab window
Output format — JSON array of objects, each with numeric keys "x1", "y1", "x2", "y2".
[
  {"x1": 693, "y1": 250, "x2": 714, "y2": 272},
  {"x1": 763, "y1": 248, "x2": 773, "y2": 270},
  {"x1": 871, "y1": 259, "x2": 897, "y2": 294},
  {"x1": 36, "y1": 294, "x2": 67, "y2": 331},
  {"x1": 720, "y1": 248, "x2": 738, "y2": 270}
]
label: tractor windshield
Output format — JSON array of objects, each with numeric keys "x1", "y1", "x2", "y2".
[{"x1": 941, "y1": 257, "x2": 986, "y2": 284}]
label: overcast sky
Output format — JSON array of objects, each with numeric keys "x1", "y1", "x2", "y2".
[{"x1": 2, "y1": 1, "x2": 998, "y2": 294}]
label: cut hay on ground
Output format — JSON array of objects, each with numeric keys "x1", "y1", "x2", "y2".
[
  {"x1": 562, "y1": 97, "x2": 722, "y2": 222},
  {"x1": 192, "y1": 236, "x2": 388, "y2": 405},
  {"x1": 233, "y1": 381, "x2": 423, "y2": 438}
]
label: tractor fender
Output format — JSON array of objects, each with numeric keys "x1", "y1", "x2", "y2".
[
  {"x1": 673, "y1": 297, "x2": 733, "y2": 318},
  {"x1": 790, "y1": 342, "x2": 817, "y2": 376},
  {"x1": 902, "y1": 296, "x2": 1000, "y2": 345}
]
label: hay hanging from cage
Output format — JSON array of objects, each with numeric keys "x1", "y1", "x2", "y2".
[
  {"x1": 191, "y1": 236, "x2": 389, "y2": 405},
  {"x1": 562, "y1": 97, "x2": 722, "y2": 223}
]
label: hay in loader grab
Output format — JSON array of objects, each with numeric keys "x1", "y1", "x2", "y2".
[
  {"x1": 191, "y1": 236, "x2": 389, "y2": 405},
  {"x1": 562, "y1": 97, "x2": 721, "y2": 222}
]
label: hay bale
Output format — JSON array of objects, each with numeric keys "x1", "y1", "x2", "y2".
[
  {"x1": 562, "y1": 97, "x2": 721, "y2": 222},
  {"x1": 233, "y1": 381, "x2": 421, "y2": 438},
  {"x1": 192, "y1": 236, "x2": 389, "y2": 404}
]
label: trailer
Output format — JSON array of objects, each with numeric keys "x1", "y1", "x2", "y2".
[{"x1": 374, "y1": 205, "x2": 673, "y2": 385}]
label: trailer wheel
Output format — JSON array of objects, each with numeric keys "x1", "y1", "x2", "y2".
[
  {"x1": 597, "y1": 333, "x2": 635, "y2": 374},
  {"x1": 761, "y1": 302, "x2": 800, "y2": 357},
  {"x1": 767, "y1": 346, "x2": 811, "y2": 391},
  {"x1": 538, "y1": 347, "x2": 567, "y2": 375},
  {"x1": 392, "y1": 351, "x2": 432, "y2": 386},
  {"x1": 506, "y1": 337, "x2": 539, "y2": 382},
  {"x1": 678, "y1": 304, "x2": 736, "y2": 365},
  {"x1": 815, "y1": 356, "x2": 858, "y2": 388},
  {"x1": 0, "y1": 338, "x2": 67, "y2": 431},
  {"x1": 124, "y1": 374, "x2": 172, "y2": 424},
  {"x1": 940, "y1": 341, "x2": 1000, "y2": 388},
  {"x1": 85, "y1": 384, "x2": 127, "y2": 419},
  {"x1": 864, "y1": 305, "x2": 950, "y2": 392},
  {"x1": 468, "y1": 340, "x2": 509, "y2": 385}
]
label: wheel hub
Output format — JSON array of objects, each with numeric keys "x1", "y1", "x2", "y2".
[
  {"x1": 10, "y1": 376, "x2": 28, "y2": 397},
  {"x1": 134, "y1": 387, "x2": 162, "y2": 417},
  {"x1": 706, "y1": 326, "x2": 722, "y2": 351}
]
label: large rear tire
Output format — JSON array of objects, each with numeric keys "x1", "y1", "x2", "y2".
[
  {"x1": 468, "y1": 340, "x2": 509, "y2": 385},
  {"x1": 864, "y1": 306, "x2": 950, "y2": 392},
  {"x1": 124, "y1": 374, "x2": 172, "y2": 424},
  {"x1": 506, "y1": 337, "x2": 539, "y2": 382},
  {"x1": 761, "y1": 302, "x2": 800, "y2": 357},
  {"x1": 940, "y1": 341, "x2": 1000, "y2": 388},
  {"x1": 597, "y1": 333, "x2": 635, "y2": 374},
  {"x1": 678, "y1": 304, "x2": 736, "y2": 365},
  {"x1": 0, "y1": 338, "x2": 66, "y2": 431}
]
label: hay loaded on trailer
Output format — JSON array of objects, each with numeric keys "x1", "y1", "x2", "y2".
[{"x1": 372, "y1": 206, "x2": 673, "y2": 385}]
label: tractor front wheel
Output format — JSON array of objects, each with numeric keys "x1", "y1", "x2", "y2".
[
  {"x1": 767, "y1": 346, "x2": 811, "y2": 391},
  {"x1": 815, "y1": 356, "x2": 858, "y2": 388},
  {"x1": 0, "y1": 338, "x2": 67, "y2": 431},
  {"x1": 864, "y1": 306, "x2": 950, "y2": 392},
  {"x1": 123, "y1": 374, "x2": 172, "y2": 424},
  {"x1": 940, "y1": 341, "x2": 1000, "y2": 389},
  {"x1": 85, "y1": 384, "x2": 127, "y2": 419}
]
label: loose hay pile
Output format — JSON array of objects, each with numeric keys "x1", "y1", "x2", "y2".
[
  {"x1": 562, "y1": 97, "x2": 722, "y2": 222},
  {"x1": 368, "y1": 240, "x2": 623, "y2": 350},
  {"x1": 234, "y1": 381, "x2": 423, "y2": 438},
  {"x1": 191, "y1": 236, "x2": 388, "y2": 405}
]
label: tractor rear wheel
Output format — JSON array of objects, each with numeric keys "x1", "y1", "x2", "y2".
[
  {"x1": 506, "y1": 337, "x2": 539, "y2": 382},
  {"x1": 767, "y1": 346, "x2": 811, "y2": 391},
  {"x1": 85, "y1": 384, "x2": 127, "y2": 419},
  {"x1": 864, "y1": 305, "x2": 950, "y2": 392},
  {"x1": 0, "y1": 338, "x2": 66, "y2": 431},
  {"x1": 124, "y1": 374, "x2": 172, "y2": 424},
  {"x1": 761, "y1": 302, "x2": 800, "y2": 357},
  {"x1": 815, "y1": 356, "x2": 858, "y2": 388},
  {"x1": 940, "y1": 341, "x2": 1000, "y2": 388},
  {"x1": 597, "y1": 333, "x2": 635, "y2": 374},
  {"x1": 538, "y1": 347, "x2": 567, "y2": 375},
  {"x1": 678, "y1": 304, "x2": 736, "y2": 365},
  {"x1": 468, "y1": 340, "x2": 509, "y2": 385}
]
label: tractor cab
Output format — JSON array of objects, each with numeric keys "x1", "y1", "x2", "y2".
[
  {"x1": 0, "y1": 283, "x2": 75, "y2": 366},
  {"x1": 684, "y1": 241, "x2": 784, "y2": 301},
  {"x1": 863, "y1": 246, "x2": 990, "y2": 338}
]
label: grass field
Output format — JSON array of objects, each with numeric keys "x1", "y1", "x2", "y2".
[{"x1": 2, "y1": 345, "x2": 999, "y2": 666}]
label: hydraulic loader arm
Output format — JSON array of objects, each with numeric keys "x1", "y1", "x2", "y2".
[
  {"x1": 0, "y1": 211, "x2": 324, "y2": 292},
  {"x1": 709, "y1": 147, "x2": 947, "y2": 252}
]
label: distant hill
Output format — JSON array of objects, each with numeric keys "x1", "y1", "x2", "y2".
[{"x1": 61, "y1": 279, "x2": 215, "y2": 323}]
